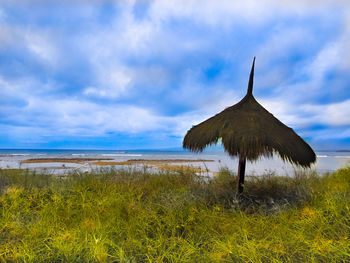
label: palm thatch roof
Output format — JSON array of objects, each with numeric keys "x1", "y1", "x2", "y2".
[{"x1": 183, "y1": 58, "x2": 316, "y2": 167}]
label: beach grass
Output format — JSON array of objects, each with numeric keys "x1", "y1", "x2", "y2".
[{"x1": 0, "y1": 166, "x2": 349, "y2": 262}]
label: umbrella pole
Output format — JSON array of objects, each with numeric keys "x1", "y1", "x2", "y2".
[{"x1": 237, "y1": 156, "x2": 246, "y2": 195}]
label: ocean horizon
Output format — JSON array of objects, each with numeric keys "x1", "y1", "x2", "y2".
[{"x1": 1, "y1": 148, "x2": 349, "y2": 176}]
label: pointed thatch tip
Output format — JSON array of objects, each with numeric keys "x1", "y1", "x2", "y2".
[{"x1": 247, "y1": 57, "x2": 255, "y2": 96}]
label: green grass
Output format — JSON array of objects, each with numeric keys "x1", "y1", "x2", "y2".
[{"x1": 0, "y1": 166, "x2": 350, "y2": 262}]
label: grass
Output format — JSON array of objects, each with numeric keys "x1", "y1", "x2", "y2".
[{"x1": 0, "y1": 166, "x2": 349, "y2": 262}]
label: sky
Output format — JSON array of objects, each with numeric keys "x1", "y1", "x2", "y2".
[{"x1": 0, "y1": 0, "x2": 350, "y2": 150}]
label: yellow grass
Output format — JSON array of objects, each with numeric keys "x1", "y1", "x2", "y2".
[
  {"x1": 157, "y1": 164, "x2": 202, "y2": 173},
  {"x1": 0, "y1": 167, "x2": 350, "y2": 262}
]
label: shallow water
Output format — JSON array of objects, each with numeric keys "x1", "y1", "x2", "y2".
[{"x1": 0, "y1": 149, "x2": 349, "y2": 176}]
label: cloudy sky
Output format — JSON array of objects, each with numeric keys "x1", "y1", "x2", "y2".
[{"x1": 0, "y1": 0, "x2": 350, "y2": 150}]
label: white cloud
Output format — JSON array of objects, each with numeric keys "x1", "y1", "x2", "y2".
[
  {"x1": 120, "y1": 14, "x2": 154, "y2": 51},
  {"x1": 306, "y1": 16, "x2": 350, "y2": 83},
  {"x1": 1, "y1": 1, "x2": 350, "y2": 147},
  {"x1": 257, "y1": 27, "x2": 313, "y2": 67},
  {"x1": 0, "y1": 71, "x2": 232, "y2": 138},
  {"x1": 0, "y1": 25, "x2": 12, "y2": 48},
  {"x1": 149, "y1": 0, "x2": 349, "y2": 27},
  {"x1": 0, "y1": 22, "x2": 60, "y2": 67},
  {"x1": 259, "y1": 99, "x2": 311, "y2": 128},
  {"x1": 150, "y1": 0, "x2": 278, "y2": 26},
  {"x1": 22, "y1": 97, "x2": 159, "y2": 135},
  {"x1": 302, "y1": 99, "x2": 350, "y2": 126},
  {"x1": 259, "y1": 97, "x2": 350, "y2": 131},
  {"x1": 24, "y1": 30, "x2": 59, "y2": 66},
  {"x1": 83, "y1": 67, "x2": 132, "y2": 98},
  {"x1": 252, "y1": 4, "x2": 350, "y2": 104}
]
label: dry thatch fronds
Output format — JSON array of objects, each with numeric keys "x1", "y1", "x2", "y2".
[{"x1": 183, "y1": 57, "x2": 316, "y2": 168}]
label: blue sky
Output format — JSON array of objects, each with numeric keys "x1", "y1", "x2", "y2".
[{"x1": 0, "y1": 0, "x2": 350, "y2": 150}]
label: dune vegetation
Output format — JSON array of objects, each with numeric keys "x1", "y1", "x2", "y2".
[{"x1": 0, "y1": 166, "x2": 349, "y2": 262}]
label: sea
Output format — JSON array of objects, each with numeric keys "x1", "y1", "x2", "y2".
[{"x1": 0, "y1": 149, "x2": 349, "y2": 176}]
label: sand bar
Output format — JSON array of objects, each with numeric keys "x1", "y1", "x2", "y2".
[{"x1": 20, "y1": 158, "x2": 113, "y2": 164}]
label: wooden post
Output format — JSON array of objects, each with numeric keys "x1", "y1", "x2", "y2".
[{"x1": 237, "y1": 155, "x2": 246, "y2": 195}]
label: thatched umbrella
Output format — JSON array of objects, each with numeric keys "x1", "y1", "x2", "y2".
[{"x1": 183, "y1": 57, "x2": 316, "y2": 194}]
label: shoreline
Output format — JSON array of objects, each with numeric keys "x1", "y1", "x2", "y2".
[{"x1": 1, "y1": 151, "x2": 349, "y2": 176}]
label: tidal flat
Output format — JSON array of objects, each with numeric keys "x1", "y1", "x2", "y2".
[
  {"x1": 19, "y1": 158, "x2": 214, "y2": 175},
  {"x1": 0, "y1": 166, "x2": 349, "y2": 262}
]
